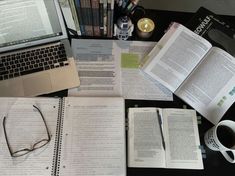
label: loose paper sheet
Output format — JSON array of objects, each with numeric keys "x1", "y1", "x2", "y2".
[
  {"x1": 117, "y1": 40, "x2": 173, "y2": 100},
  {"x1": 69, "y1": 39, "x2": 173, "y2": 100},
  {"x1": 69, "y1": 39, "x2": 122, "y2": 96}
]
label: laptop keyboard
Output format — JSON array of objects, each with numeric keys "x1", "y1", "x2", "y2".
[{"x1": 0, "y1": 43, "x2": 69, "y2": 81}]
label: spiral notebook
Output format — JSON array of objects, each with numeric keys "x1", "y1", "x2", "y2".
[{"x1": 0, "y1": 97, "x2": 126, "y2": 176}]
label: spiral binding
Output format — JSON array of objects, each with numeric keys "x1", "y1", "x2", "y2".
[{"x1": 51, "y1": 98, "x2": 65, "y2": 176}]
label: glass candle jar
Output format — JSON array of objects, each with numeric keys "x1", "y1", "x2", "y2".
[{"x1": 137, "y1": 18, "x2": 155, "y2": 38}]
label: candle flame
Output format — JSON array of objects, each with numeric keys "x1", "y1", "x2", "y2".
[{"x1": 137, "y1": 18, "x2": 155, "y2": 33}]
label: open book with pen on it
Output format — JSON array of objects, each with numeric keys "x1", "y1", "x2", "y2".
[
  {"x1": 141, "y1": 22, "x2": 235, "y2": 125},
  {"x1": 0, "y1": 97, "x2": 126, "y2": 176},
  {"x1": 128, "y1": 107, "x2": 203, "y2": 169}
]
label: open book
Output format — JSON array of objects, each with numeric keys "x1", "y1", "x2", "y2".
[
  {"x1": 128, "y1": 107, "x2": 203, "y2": 169},
  {"x1": 142, "y1": 22, "x2": 235, "y2": 124},
  {"x1": 0, "y1": 97, "x2": 125, "y2": 176}
]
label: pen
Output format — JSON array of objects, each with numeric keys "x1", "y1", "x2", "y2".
[
  {"x1": 125, "y1": 0, "x2": 139, "y2": 14},
  {"x1": 118, "y1": 0, "x2": 123, "y2": 7},
  {"x1": 121, "y1": 0, "x2": 128, "y2": 10},
  {"x1": 156, "y1": 109, "x2": 166, "y2": 150}
]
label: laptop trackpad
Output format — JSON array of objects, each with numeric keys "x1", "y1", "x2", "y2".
[{"x1": 23, "y1": 73, "x2": 52, "y2": 96}]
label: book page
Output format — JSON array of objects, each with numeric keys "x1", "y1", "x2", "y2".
[
  {"x1": 128, "y1": 108, "x2": 166, "y2": 168},
  {"x1": 163, "y1": 108, "x2": 203, "y2": 169},
  {"x1": 0, "y1": 97, "x2": 60, "y2": 176},
  {"x1": 142, "y1": 23, "x2": 212, "y2": 92},
  {"x1": 59, "y1": 97, "x2": 126, "y2": 176},
  {"x1": 175, "y1": 47, "x2": 235, "y2": 124}
]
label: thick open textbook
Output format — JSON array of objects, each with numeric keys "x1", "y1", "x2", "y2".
[
  {"x1": 128, "y1": 107, "x2": 203, "y2": 169},
  {"x1": 0, "y1": 97, "x2": 126, "y2": 176},
  {"x1": 142, "y1": 22, "x2": 235, "y2": 124}
]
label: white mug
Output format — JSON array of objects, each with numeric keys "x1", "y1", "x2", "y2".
[{"x1": 204, "y1": 120, "x2": 235, "y2": 163}]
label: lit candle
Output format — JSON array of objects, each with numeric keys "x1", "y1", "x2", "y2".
[{"x1": 137, "y1": 18, "x2": 155, "y2": 38}]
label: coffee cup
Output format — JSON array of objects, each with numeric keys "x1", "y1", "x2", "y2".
[{"x1": 204, "y1": 120, "x2": 235, "y2": 163}]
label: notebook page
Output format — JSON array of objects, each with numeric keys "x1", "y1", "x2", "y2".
[
  {"x1": 0, "y1": 97, "x2": 59, "y2": 176},
  {"x1": 58, "y1": 97, "x2": 126, "y2": 176}
]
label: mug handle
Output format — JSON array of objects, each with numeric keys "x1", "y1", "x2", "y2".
[{"x1": 221, "y1": 150, "x2": 235, "y2": 163}]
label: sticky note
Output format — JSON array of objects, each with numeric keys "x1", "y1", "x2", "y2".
[{"x1": 121, "y1": 53, "x2": 139, "y2": 68}]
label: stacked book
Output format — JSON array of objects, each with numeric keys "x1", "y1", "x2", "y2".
[{"x1": 59, "y1": 0, "x2": 115, "y2": 37}]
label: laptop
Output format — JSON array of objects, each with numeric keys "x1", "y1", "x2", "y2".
[{"x1": 0, "y1": 0, "x2": 80, "y2": 96}]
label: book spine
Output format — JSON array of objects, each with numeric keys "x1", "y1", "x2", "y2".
[
  {"x1": 80, "y1": 0, "x2": 88, "y2": 35},
  {"x1": 75, "y1": 0, "x2": 86, "y2": 35},
  {"x1": 91, "y1": 0, "x2": 101, "y2": 36},
  {"x1": 68, "y1": 0, "x2": 81, "y2": 35},
  {"x1": 99, "y1": 0, "x2": 104, "y2": 36},
  {"x1": 109, "y1": 0, "x2": 114, "y2": 37},
  {"x1": 88, "y1": 0, "x2": 94, "y2": 36},
  {"x1": 82, "y1": 0, "x2": 94, "y2": 36},
  {"x1": 51, "y1": 98, "x2": 65, "y2": 176},
  {"x1": 106, "y1": 0, "x2": 112, "y2": 37},
  {"x1": 103, "y1": 0, "x2": 108, "y2": 36}
]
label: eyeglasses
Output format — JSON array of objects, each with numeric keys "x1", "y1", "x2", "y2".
[{"x1": 2, "y1": 105, "x2": 51, "y2": 157}]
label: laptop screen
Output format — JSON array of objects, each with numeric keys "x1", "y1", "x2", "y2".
[{"x1": 0, "y1": 0, "x2": 65, "y2": 50}]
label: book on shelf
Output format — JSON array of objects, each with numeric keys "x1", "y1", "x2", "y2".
[
  {"x1": 91, "y1": 0, "x2": 101, "y2": 36},
  {"x1": 60, "y1": 0, "x2": 115, "y2": 37},
  {"x1": 78, "y1": 0, "x2": 94, "y2": 36},
  {"x1": 103, "y1": 0, "x2": 108, "y2": 36},
  {"x1": 107, "y1": 0, "x2": 114, "y2": 37},
  {"x1": 142, "y1": 22, "x2": 235, "y2": 125},
  {"x1": 186, "y1": 7, "x2": 235, "y2": 57},
  {"x1": 72, "y1": 0, "x2": 114, "y2": 37},
  {"x1": 99, "y1": 0, "x2": 104, "y2": 35},
  {"x1": 68, "y1": 0, "x2": 81, "y2": 35},
  {"x1": 0, "y1": 97, "x2": 126, "y2": 176},
  {"x1": 74, "y1": 0, "x2": 86, "y2": 35},
  {"x1": 128, "y1": 107, "x2": 203, "y2": 169}
]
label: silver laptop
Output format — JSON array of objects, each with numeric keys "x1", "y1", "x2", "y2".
[{"x1": 0, "y1": 0, "x2": 80, "y2": 96}]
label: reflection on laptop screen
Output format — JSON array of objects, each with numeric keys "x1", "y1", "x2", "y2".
[{"x1": 0, "y1": 0, "x2": 62, "y2": 48}]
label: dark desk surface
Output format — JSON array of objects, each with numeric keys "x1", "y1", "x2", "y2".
[
  {"x1": 43, "y1": 9, "x2": 235, "y2": 176},
  {"x1": 129, "y1": 9, "x2": 235, "y2": 176}
]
